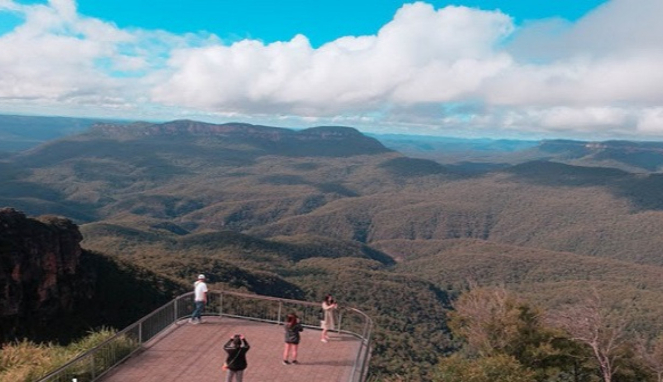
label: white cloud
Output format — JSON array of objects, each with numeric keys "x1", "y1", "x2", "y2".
[
  {"x1": 0, "y1": 0, "x2": 18, "y2": 11},
  {"x1": 561, "y1": 0, "x2": 663, "y2": 57},
  {"x1": 482, "y1": 53, "x2": 663, "y2": 108},
  {"x1": 152, "y1": 3, "x2": 515, "y2": 116},
  {"x1": 1, "y1": 0, "x2": 663, "y2": 139},
  {"x1": 0, "y1": 0, "x2": 133, "y2": 103},
  {"x1": 637, "y1": 108, "x2": 663, "y2": 134},
  {"x1": 537, "y1": 107, "x2": 630, "y2": 129}
]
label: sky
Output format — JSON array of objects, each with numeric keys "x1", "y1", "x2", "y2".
[{"x1": 1, "y1": 0, "x2": 662, "y2": 140}]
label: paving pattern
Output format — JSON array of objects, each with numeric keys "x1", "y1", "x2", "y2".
[{"x1": 100, "y1": 316, "x2": 363, "y2": 382}]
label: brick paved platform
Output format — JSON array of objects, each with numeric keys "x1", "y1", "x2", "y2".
[{"x1": 100, "y1": 316, "x2": 363, "y2": 382}]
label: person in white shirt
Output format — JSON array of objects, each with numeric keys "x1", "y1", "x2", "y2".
[{"x1": 190, "y1": 274, "x2": 208, "y2": 324}]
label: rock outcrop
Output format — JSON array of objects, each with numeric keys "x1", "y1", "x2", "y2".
[{"x1": 0, "y1": 207, "x2": 93, "y2": 342}]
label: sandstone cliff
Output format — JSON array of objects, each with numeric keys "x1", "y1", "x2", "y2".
[
  {"x1": 0, "y1": 207, "x2": 188, "y2": 344},
  {"x1": 0, "y1": 207, "x2": 93, "y2": 342}
]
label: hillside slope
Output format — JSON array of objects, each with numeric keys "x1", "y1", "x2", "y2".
[{"x1": 4, "y1": 121, "x2": 663, "y2": 266}]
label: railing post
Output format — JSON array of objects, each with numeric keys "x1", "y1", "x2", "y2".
[
  {"x1": 111, "y1": 341, "x2": 116, "y2": 375},
  {"x1": 174, "y1": 298, "x2": 178, "y2": 322},
  {"x1": 337, "y1": 310, "x2": 343, "y2": 333},
  {"x1": 277, "y1": 300, "x2": 283, "y2": 324},
  {"x1": 359, "y1": 339, "x2": 371, "y2": 381},
  {"x1": 219, "y1": 291, "x2": 224, "y2": 317},
  {"x1": 91, "y1": 355, "x2": 95, "y2": 379}
]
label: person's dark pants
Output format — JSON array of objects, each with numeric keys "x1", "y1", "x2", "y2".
[
  {"x1": 192, "y1": 301, "x2": 204, "y2": 321},
  {"x1": 225, "y1": 369, "x2": 244, "y2": 382}
]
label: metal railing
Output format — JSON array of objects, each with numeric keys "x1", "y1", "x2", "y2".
[{"x1": 37, "y1": 290, "x2": 373, "y2": 382}]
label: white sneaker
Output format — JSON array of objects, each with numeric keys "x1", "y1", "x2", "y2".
[{"x1": 321, "y1": 338, "x2": 328, "y2": 343}]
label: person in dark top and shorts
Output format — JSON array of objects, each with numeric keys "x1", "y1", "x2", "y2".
[
  {"x1": 283, "y1": 313, "x2": 304, "y2": 365},
  {"x1": 223, "y1": 334, "x2": 250, "y2": 382}
]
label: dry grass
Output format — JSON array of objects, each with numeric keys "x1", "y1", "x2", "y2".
[
  {"x1": 0, "y1": 328, "x2": 118, "y2": 382},
  {"x1": 0, "y1": 340, "x2": 69, "y2": 382}
]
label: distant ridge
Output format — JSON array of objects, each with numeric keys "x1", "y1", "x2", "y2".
[
  {"x1": 505, "y1": 160, "x2": 628, "y2": 182},
  {"x1": 0, "y1": 114, "x2": 112, "y2": 152},
  {"x1": 534, "y1": 139, "x2": 663, "y2": 172},
  {"x1": 89, "y1": 120, "x2": 393, "y2": 157},
  {"x1": 92, "y1": 120, "x2": 371, "y2": 139},
  {"x1": 90, "y1": 120, "x2": 291, "y2": 138},
  {"x1": 377, "y1": 134, "x2": 663, "y2": 173},
  {"x1": 6, "y1": 114, "x2": 663, "y2": 172}
]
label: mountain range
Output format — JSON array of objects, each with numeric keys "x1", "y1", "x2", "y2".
[{"x1": 3, "y1": 115, "x2": 663, "y2": 379}]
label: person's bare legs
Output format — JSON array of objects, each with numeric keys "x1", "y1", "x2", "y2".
[
  {"x1": 283, "y1": 343, "x2": 290, "y2": 361},
  {"x1": 292, "y1": 344, "x2": 299, "y2": 362}
]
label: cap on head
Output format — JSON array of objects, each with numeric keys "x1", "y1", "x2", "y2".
[{"x1": 198, "y1": 274, "x2": 206, "y2": 280}]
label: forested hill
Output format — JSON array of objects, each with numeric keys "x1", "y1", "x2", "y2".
[
  {"x1": 4, "y1": 119, "x2": 663, "y2": 265},
  {"x1": 6, "y1": 117, "x2": 663, "y2": 380}
]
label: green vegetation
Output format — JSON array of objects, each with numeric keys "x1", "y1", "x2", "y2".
[
  {"x1": 75, "y1": 250, "x2": 188, "y2": 332},
  {"x1": 433, "y1": 354, "x2": 536, "y2": 382},
  {"x1": 287, "y1": 257, "x2": 453, "y2": 379},
  {"x1": 0, "y1": 328, "x2": 126, "y2": 382},
  {"x1": 428, "y1": 286, "x2": 663, "y2": 382}
]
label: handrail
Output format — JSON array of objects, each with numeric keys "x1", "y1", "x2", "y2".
[{"x1": 36, "y1": 290, "x2": 372, "y2": 382}]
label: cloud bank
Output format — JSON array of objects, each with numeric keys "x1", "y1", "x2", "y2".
[{"x1": 1, "y1": 0, "x2": 662, "y2": 139}]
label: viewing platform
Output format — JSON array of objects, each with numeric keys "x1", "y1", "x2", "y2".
[
  {"x1": 38, "y1": 291, "x2": 372, "y2": 382},
  {"x1": 101, "y1": 316, "x2": 362, "y2": 381}
]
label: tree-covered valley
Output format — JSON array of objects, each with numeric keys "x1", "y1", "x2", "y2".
[{"x1": 4, "y1": 116, "x2": 663, "y2": 381}]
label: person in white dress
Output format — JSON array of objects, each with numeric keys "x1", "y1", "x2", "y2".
[{"x1": 320, "y1": 294, "x2": 337, "y2": 342}]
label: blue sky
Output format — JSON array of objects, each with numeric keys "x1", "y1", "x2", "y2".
[
  {"x1": 74, "y1": 1, "x2": 608, "y2": 47},
  {"x1": 1, "y1": 0, "x2": 662, "y2": 140}
]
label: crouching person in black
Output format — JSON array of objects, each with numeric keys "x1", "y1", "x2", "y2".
[{"x1": 223, "y1": 334, "x2": 250, "y2": 382}]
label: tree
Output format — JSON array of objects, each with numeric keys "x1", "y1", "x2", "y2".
[
  {"x1": 449, "y1": 286, "x2": 556, "y2": 360},
  {"x1": 450, "y1": 286, "x2": 605, "y2": 381},
  {"x1": 449, "y1": 286, "x2": 520, "y2": 356},
  {"x1": 635, "y1": 334, "x2": 663, "y2": 382},
  {"x1": 432, "y1": 353, "x2": 536, "y2": 382},
  {"x1": 546, "y1": 288, "x2": 631, "y2": 382},
  {"x1": 449, "y1": 286, "x2": 579, "y2": 381}
]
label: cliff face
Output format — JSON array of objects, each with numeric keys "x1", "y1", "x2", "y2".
[{"x1": 0, "y1": 207, "x2": 93, "y2": 342}]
